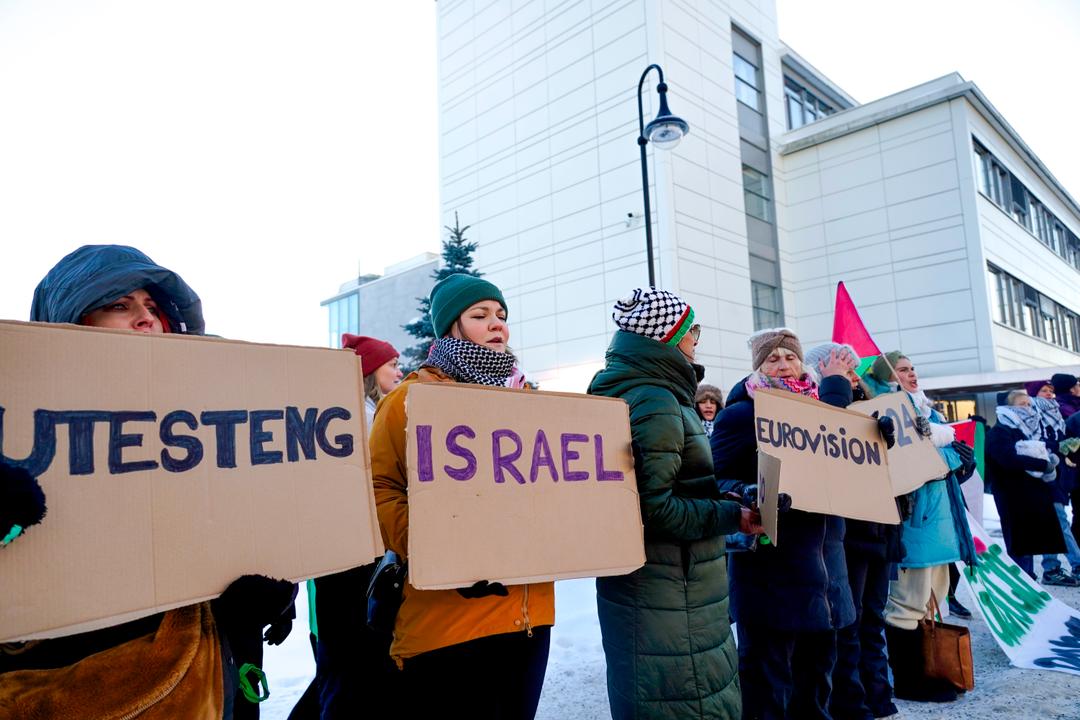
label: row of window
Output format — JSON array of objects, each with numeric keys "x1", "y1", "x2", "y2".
[
  {"x1": 784, "y1": 77, "x2": 835, "y2": 130},
  {"x1": 988, "y1": 264, "x2": 1080, "y2": 352},
  {"x1": 974, "y1": 139, "x2": 1080, "y2": 271},
  {"x1": 326, "y1": 293, "x2": 359, "y2": 348}
]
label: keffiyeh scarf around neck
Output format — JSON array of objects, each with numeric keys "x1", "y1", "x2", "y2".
[
  {"x1": 1032, "y1": 396, "x2": 1067, "y2": 437},
  {"x1": 996, "y1": 404, "x2": 1043, "y2": 441},
  {"x1": 745, "y1": 373, "x2": 819, "y2": 400},
  {"x1": 424, "y1": 337, "x2": 516, "y2": 387}
]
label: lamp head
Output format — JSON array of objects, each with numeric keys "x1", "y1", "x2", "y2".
[{"x1": 644, "y1": 82, "x2": 689, "y2": 150}]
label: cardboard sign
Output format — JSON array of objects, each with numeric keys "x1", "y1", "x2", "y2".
[
  {"x1": 405, "y1": 383, "x2": 645, "y2": 589},
  {"x1": 752, "y1": 389, "x2": 899, "y2": 524},
  {"x1": 756, "y1": 451, "x2": 781, "y2": 545},
  {"x1": 850, "y1": 393, "x2": 950, "y2": 495},
  {"x1": 0, "y1": 320, "x2": 383, "y2": 641}
]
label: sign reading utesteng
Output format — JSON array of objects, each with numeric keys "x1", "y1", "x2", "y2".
[
  {"x1": 405, "y1": 383, "x2": 646, "y2": 590},
  {"x1": 0, "y1": 320, "x2": 382, "y2": 641}
]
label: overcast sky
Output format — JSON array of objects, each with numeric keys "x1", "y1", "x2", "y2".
[{"x1": 1, "y1": 1, "x2": 1077, "y2": 347}]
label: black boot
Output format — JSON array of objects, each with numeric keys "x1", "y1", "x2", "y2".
[{"x1": 884, "y1": 624, "x2": 958, "y2": 703}]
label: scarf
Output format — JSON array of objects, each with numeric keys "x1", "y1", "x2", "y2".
[
  {"x1": 996, "y1": 405, "x2": 1043, "y2": 441},
  {"x1": 1033, "y1": 396, "x2": 1067, "y2": 438},
  {"x1": 745, "y1": 372, "x2": 819, "y2": 400},
  {"x1": 423, "y1": 337, "x2": 516, "y2": 387}
]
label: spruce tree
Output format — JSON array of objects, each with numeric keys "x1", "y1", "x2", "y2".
[{"x1": 401, "y1": 213, "x2": 481, "y2": 371}]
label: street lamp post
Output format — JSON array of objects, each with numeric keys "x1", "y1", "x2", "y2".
[{"x1": 637, "y1": 63, "x2": 689, "y2": 288}]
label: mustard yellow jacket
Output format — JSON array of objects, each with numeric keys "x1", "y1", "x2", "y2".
[{"x1": 371, "y1": 367, "x2": 555, "y2": 663}]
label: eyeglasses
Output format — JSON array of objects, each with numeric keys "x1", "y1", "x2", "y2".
[{"x1": 689, "y1": 324, "x2": 701, "y2": 340}]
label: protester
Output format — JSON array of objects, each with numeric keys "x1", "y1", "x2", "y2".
[
  {"x1": 588, "y1": 288, "x2": 757, "y2": 719},
  {"x1": 1052, "y1": 374, "x2": 1080, "y2": 419},
  {"x1": 299, "y1": 334, "x2": 404, "y2": 719},
  {"x1": 1026, "y1": 380, "x2": 1055, "y2": 400},
  {"x1": 805, "y1": 343, "x2": 902, "y2": 720},
  {"x1": 342, "y1": 334, "x2": 403, "y2": 425},
  {"x1": 711, "y1": 329, "x2": 884, "y2": 719},
  {"x1": 1, "y1": 245, "x2": 296, "y2": 720},
  {"x1": 695, "y1": 383, "x2": 723, "y2": 437},
  {"x1": 866, "y1": 352, "x2": 977, "y2": 704},
  {"x1": 370, "y1": 273, "x2": 553, "y2": 719}
]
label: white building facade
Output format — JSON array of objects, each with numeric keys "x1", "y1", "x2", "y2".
[{"x1": 437, "y1": 0, "x2": 1080, "y2": 399}]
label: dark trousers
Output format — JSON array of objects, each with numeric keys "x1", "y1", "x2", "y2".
[
  {"x1": 738, "y1": 623, "x2": 838, "y2": 720},
  {"x1": 401, "y1": 627, "x2": 551, "y2": 719},
  {"x1": 831, "y1": 553, "x2": 892, "y2": 720},
  {"x1": 1072, "y1": 484, "x2": 1080, "y2": 549}
]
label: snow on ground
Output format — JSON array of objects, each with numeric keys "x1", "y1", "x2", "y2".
[{"x1": 262, "y1": 501, "x2": 1080, "y2": 719}]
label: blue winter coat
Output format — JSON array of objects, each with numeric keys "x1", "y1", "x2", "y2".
[
  {"x1": 710, "y1": 375, "x2": 856, "y2": 632},
  {"x1": 31, "y1": 245, "x2": 204, "y2": 335},
  {"x1": 890, "y1": 398, "x2": 976, "y2": 568}
]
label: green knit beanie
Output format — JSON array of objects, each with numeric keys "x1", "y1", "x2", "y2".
[
  {"x1": 429, "y1": 274, "x2": 507, "y2": 338},
  {"x1": 867, "y1": 350, "x2": 906, "y2": 384}
]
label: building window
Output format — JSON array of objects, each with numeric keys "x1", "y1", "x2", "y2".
[
  {"x1": 733, "y1": 53, "x2": 760, "y2": 110},
  {"x1": 743, "y1": 166, "x2": 772, "y2": 223},
  {"x1": 935, "y1": 397, "x2": 978, "y2": 423},
  {"x1": 783, "y1": 77, "x2": 835, "y2": 130},
  {"x1": 751, "y1": 281, "x2": 781, "y2": 330},
  {"x1": 326, "y1": 294, "x2": 359, "y2": 348},
  {"x1": 989, "y1": 263, "x2": 1080, "y2": 352}
]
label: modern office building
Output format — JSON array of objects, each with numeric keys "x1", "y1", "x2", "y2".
[
  {"x1": 321, "y1": 252, "x2": 439, "y2": 351},
  {"x1": 436, "y1": 0, "x2": 1080, "y2": 403}
]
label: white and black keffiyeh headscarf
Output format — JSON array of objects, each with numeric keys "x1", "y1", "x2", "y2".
[
  {"x1": 612, "y1": 287, "x2": 695, "y2": 345},
  {"x1": 424, "y1": 337, "x2": 516, "y2": 386}
]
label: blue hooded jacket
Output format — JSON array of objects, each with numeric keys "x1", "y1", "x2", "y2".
[{"x1": 30, "y1": 245, "x2": 204, "y2": 335}]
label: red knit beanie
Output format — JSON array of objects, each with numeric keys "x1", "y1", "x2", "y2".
[{"x1": 341, "y1": 334, "x2": 399, "y2": 378}]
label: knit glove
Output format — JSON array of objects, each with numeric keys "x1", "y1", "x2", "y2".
[
  {"x1": 913, "y1": 415, "x2": 933, "y2": 439},
  {"x1": 873, "y1": 411, "x2": 896, "y2": 449},
  {"x1": 951, "y1": 441, "x2": 977, "y2": 482},
  {"x1": 1043, "y1": 453, "x2": 1061, "y2": 483},
  {"x1": 457, "y1": 580, "x2": 510, "y2": 599},
  {"x1": 0, "y1": 462, "x2": 47, "y2": 546}
]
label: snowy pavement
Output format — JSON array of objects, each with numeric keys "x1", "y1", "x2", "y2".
[{"x1": 261, "y1": 503, "x2": 1080, "y2": 719}]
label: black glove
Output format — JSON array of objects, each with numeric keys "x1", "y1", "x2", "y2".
[
  {"x1": 457, "y1": 580, "x2": 510, "y2": 599},
  {"x1": 951, "y1": 441, "x2": 977, "y2": 482},
  {"x1": 739, "y1": 485, "x2": 791, "y2": 513},
  {"x1": 897, "y1": 492, "x2": 916, "y2": 521},
  {"x1": 872, "y1": 411, "x2": 896, "y2": 449},
  {"x1": 0, "y1": 462, "x2": 47, "y2": 546},
  {"x1": 263, "y1": 616, "x2": 293, "y2": 646},
  {"x1": 776, "y1": 493, "x2": 793, "y2": 513},
  {"x1": 914, "y1": 415, "x2": 933, "y2": 439}
]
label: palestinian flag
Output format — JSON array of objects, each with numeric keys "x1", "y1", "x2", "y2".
[
  {"x1": 950, "y1": 419, "x2": 986, "y2": 480},
  {"x1": 832, "y1": 281, "x2": 881, "y2": 376}
]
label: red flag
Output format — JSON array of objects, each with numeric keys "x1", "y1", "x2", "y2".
[{"x1": 832, "y1": 282, "x2": 881, "y2": 358}]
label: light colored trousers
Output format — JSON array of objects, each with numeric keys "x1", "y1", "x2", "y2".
[{"x1": 884, "y1": 564, "x2": 950, "y2": 630}]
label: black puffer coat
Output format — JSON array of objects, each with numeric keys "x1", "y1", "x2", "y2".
[
  {"x1": 710, "y1": 375, "x2": 856, "y2": 632},
  {"x1": 987, "y1": 422, "x2": 1063, "y2": 557}
]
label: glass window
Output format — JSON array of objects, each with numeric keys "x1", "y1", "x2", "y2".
[
  {"x1": 734, "y1": 54, "x2": 758, "y2": 86},
  {"x1": 328, "y1": 300, "x2": 339, "y2": 348},
  {"x1": 751, "y1": 281, "x2": 781, "y2": 330},
  {"x1": 785, "y1": 88, "x2": 804, "y2": 130},
  {"x1": 742, "y1": 166, "x2": 772, "y2": 223},
  {"x1": 733, "y1": 54, "x2": 760, "y2": 110}
]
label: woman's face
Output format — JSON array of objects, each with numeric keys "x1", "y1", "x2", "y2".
[
  {"x1": 374, "y1": 356, "x2": 403, "y2": 395},
  {"x1": 677, "y1": 324, "x2": 700, "y2": 362},
  {"x1": 451, "y1": 300, "x2": 509, "y2": 353},
  {"x1": 81, "y1": 288, "x2": 163, "y2": 333},
  {"x1": 697, "y1": 398, "x2": 718, "y2": 421},
  {"x1": 893, "y1": 357, "x2": 918, "y2": 392},
  {"x1": 1012, "y1": 393, "x2": 1032, "y2": 408},
  {"x1": 1037, "y1": 384, "x2": 1056, "y2": 399},
  {"x1": 760, "y1": 349, "x2": 802, "y2": 379}
]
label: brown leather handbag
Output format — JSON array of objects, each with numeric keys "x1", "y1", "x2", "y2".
[{"x1": 921, "y1": 590, "x2": 975, "y2": 691}]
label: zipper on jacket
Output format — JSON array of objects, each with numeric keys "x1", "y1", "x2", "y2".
[
  {"x1": 117, "y1": 611, "x2": 203, "y2": 720},
  {"x1": 821, "y1": 530, "x2": 833, "y2": 625},
  {"x1": 522, "y1": 585, "x2": 533, "y2": 637}
]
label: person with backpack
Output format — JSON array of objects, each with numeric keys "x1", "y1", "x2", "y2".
[{"x1": 0, "y1": 245, "x2": 296, "y2": 720}]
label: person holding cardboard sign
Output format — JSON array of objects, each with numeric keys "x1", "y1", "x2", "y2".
[
  {"x1": 711, "y1": 329, "x2": 892, "y2": 720},
  {"x1": 588, "y1": 288, "x2": 758, "y2": 720},
  {"x1": 1, "y1": 245, "x2": 297, "y2": 720},
  {"x1": 865, "y1": 351, "x2": 977, "y2": 705},
  {"x1": 369, "y1": 273, "x2": 554, "y2": 719}
]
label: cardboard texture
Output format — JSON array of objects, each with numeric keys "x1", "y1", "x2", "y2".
[
  {"x1": 0, "y1": 320, "x2": 383, "y2": 642},
  {"x1": 756, "y1": 451, "x2": 781, "y2": 546},
  {"x1": 752, "y1": 389, "x2": 899, "y2": 524},
  {"x1": 849, "y1": 393, "x2": 950, "y2": 495},
  {"x1": 405, "y1": 383, "x2": 645, "y2": 590}
]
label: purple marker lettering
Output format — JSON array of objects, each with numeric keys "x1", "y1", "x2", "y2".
[
  {"x1": 530, "y1": 429, "x2": 559, "y2": 482},
  {"x1": 492, "y1": 429, "x2": 525, "y2": 484},
  {"x1": 416, "y1": 424, "x2": 434, "y2": 482},
  {"x1": 561, "y1": 433, "x2": 589, "y2": 481},
  {"x1": 444, "y1": 424, "x2": 477, "y2": 481},
  {"x1": 594, "y1": 434, "x2": 623, "y2": 481}
]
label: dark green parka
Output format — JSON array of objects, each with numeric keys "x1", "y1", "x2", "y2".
[{"x1": 588, "y1": 330, "x2": 743, "y2": 720}]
